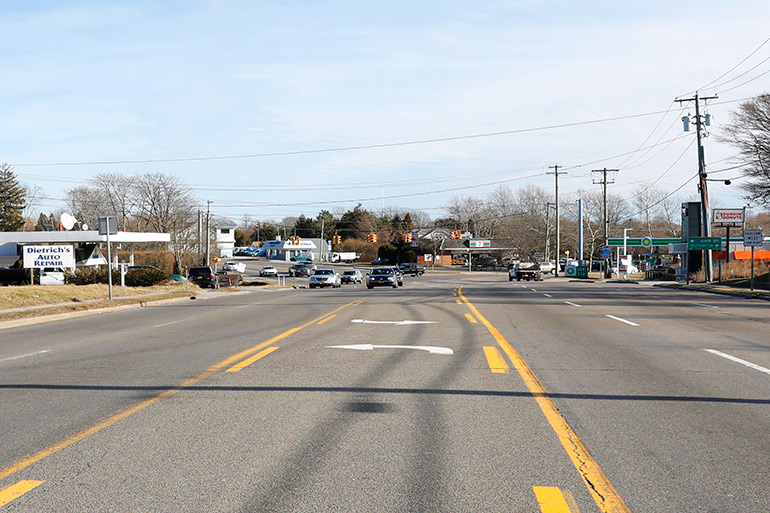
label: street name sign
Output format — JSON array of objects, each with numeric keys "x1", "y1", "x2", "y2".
[{"x1": 688, "y1": 237, "x2": 721, "y2": 250}]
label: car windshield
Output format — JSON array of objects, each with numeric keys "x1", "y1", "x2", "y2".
[
  {"x1": 314, "y1": 269, "x2": 333, "y2": 275},
  {"x1": 342, "y1": 271, "x2": 356, "y2": 275},
  {"x1": 371, "y1": 268, "x2": 393, "y2": 275}
]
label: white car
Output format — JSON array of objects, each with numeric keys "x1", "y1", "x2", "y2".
[
  {"x1": 222, "y1": 261, "x2": 246, "y2": 273},
  {"x1": 538, "y1": 261, "x2": 556, "y2": 274},
  {"x1": 259, "y1": 266, "x2": 278, "y2": 277},
  {"x1": 309, "y1": 268, "x2": 341, "y2": 288},
  {"x1": 340, "y1": 269, "x2": 364, "y2": 284}
]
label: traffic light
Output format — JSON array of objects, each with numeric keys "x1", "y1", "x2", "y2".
[
  {"x1": 450, "y1": 230, "x2": 461, "y2": 239},
  {"x1": 368, "y1": 233, "x2": 377, "y2": 243},
  {"x1": 332, "y1": 235, "x2": 341, "y2": 244},
  {"x1": 403, "y1": 233, "x2": 413, "y2": 243},
  {"x1": 289, "y1": 236, "x2": 301, "y2": 245}
]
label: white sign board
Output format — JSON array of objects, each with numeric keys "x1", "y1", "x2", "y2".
[
  {"x1": 744, "y1": 230, "x2": 764, "y2": 247},
  {"x1": 424, "y1": 254, "x2": 433, "y2": 262},
  {"x1": 712, "y1": 208, "x2": 745, "y2": 225},
  {"x1": 23, "y1": 245, "x2": 75, "y2": 269}
]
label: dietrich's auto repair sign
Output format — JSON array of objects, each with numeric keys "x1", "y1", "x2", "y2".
[
  {"x1": 23, "y1": 245, "x2": 75, "y2": 269},
  {"x1": 712, "y1": 208, "x2": 744, "y2": 225}
]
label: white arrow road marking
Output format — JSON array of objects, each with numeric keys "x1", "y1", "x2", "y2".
[
  {"x1": 350, "y1": 319, "x2": 438, "y2": 326},
  {"x1": 0, "y1": 350, "x2": 50, "y2": 363},
  {"x1": 705, "y1": 349, "x2": 770, "y2": 376},
  {"x1": 605, "y1": 314, "x2": 639, "y2": 326},
  {"x1": 326, "y1": 344, "x2": 453, "y2": 355}
]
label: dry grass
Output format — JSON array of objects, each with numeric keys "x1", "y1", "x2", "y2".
[{"x1": 0, "y1": 283, "x2": 199, "y2": 324}]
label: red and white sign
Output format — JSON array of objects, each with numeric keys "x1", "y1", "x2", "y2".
[{"x1": 712, "y1": 208, "x2": 744, "y2": 225}]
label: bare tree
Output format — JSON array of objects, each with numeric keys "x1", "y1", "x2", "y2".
[
  {"x1": 66, "y1": 185, "x2": 107, "y2": 228},
  {"x1": 719, "y1": 93, "x2": 770, "y2": 207},
  {"x1": 92, "y1": 172, "x2": 135, "y2": 229}
]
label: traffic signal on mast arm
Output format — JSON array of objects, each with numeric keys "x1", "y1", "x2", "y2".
[
  {"x1": 450, "y1": 230, "x2": 461, "y2": 239},
  {"x1": 368, "y1": 233, "x2": 377, "y2": 243},
  {"x1": 403, "y1": 233, "x2": 413, "y2": 243},
  {"x1": 332, "y1": 235, "x2": 341, "y2": 244}
]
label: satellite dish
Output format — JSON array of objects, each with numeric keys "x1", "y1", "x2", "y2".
[
  {"x1": 81, "y1": 223, "x2": 89, "y2": 231},
  {"x1": 60, "y1": 213, "x2": 77, "y2": 230}
]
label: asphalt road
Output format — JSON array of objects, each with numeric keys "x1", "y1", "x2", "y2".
[{"x1": 1, "y1": 269, "x2": 768, "y2": 512}]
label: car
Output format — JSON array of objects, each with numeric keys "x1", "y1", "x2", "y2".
[
  {"x1": 367, "y1": 267, "x2": 399, "y2": 289},
  {"x1": 259, "y1": 265, "x2": 278, "y2": 277},
  {"x1": 398, "y1": 262, "x2": 424, "y2": 276},
  {"x1": 216, "y1": 270, "x2": 243, "y2": 287},
  {"x1": 340, "y1": 269, "x2": 363, "y2": 284},
  {"x1": 308, "y1": 268, "x2": 341, "y2": 288},
  {"x1": 289, "y1": 262, "x2": 316, "y2": 277},
  {"x1": 188, "y1": 266, "x2": 219, "y2": 288},
  {"x1": 390, "y1": 267, "x2": 404, "y2": 286},
  {"x1": 538, "y1": 261, "x2": 556, "y2": 275},
  {"x1": 222, "y1": 261, "x2": 246, "y2": 273},
  {"x1": 509, "y1": 262, "x2": 542, "y2": 282},
  {"x1": 371, "y1": 257, "x2": 389, "y2": 265}
]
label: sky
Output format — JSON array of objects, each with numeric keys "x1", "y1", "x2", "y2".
[{"x1": 3, "y1": 0, "x2": 770, "y2": 225}]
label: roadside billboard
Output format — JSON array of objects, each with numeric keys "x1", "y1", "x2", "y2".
[{"x1": 712, "y1": 208, "x2": 744, "y2": 225}]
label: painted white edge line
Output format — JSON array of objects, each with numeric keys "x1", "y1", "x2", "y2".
[
  {"x1": 237, "y1": 302, "x2": 263, "y2": 308},
  {"x1": 154, "y1": 320, "x2": 182, "y2": 328},
  {"x1": 564, "y1": 301, "x2": 582, "y2": 308},
  {"x1": 693, "y1": 303, "x2": 719, "y2": 309},
  {"x1": 704, "y1": 349, "x2": 770, "y2": 376},
  {"x1": 605, "y1": 314, "x2": 639, "y2": 326},
  {"x1": 0, "y1": 350, "x2": 50, "y2": 363}
]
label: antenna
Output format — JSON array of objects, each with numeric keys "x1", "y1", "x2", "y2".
[{"x1": 60, "y1": 213, "x2": 77, "y2": 230}]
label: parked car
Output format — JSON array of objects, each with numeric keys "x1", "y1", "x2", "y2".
[
  {"x1": 259, "y1": 265, "x2": 278, "y2": 277},
  {"x1": 538, "y1": 261, "x2": 556, "y2": 275},
  {"x1": 216, "y1": 270, "x2": 243, "y2": 287},
  {"x1": 127, "y1": 265, "x2": 164, "y2": 273},
  {"x1": 188, "y1": 266, "x2": 219, "y2": 288},
  {"x1": 340, "y1": 269, "x2": 363, "y2": 284},
  {"x1": 371, "y1": 257, "x2": 389, "y2": 265},
  {"x1": 309, "y1": 268, "x2": 341, "y2": 288},
  {"x1": 398, "y1": 262, "x2": 425, "y2": 276},
  {"x1": 367, "y1": 267, "x2": 399, "y2": 289}
]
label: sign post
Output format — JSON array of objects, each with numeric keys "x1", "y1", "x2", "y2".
[
  {"x1": 744, "y1": 230, "x2": 763, "y2": 292},
  {"x1": 98, "y1": 215, "x2": 118, "y2": 300}
]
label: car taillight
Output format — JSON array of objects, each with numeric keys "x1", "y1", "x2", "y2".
[{"x1": 210, "y1": 274, "x2": 215, "y2": 279}]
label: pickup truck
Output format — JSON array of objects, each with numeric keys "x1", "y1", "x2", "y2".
[{"x1": 509, "y1": 262, "x2": 542, "y2": 282}]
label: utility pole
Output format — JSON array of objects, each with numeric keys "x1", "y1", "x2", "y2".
[
  {"x1": 592, "y1": 168, "x2": 618, "y2": 278},
  {"x1": 548, "y1": 165, "x2": 566, "y2": 276},
  {"x1": 197, "y1": 210, "x2": 202, "y2": 260},
  {"x1": 677, "y1": 91, "x2": 717, "y2": 282},
  {"x1": 544, "y1": 202, "x2": 556, "y2": 261},
  {"x1": 205, "y1": 200, "x2": 212, "y2": 266}
]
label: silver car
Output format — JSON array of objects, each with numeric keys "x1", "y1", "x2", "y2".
[
  {"x1": 340, "y1": 269, "x2": 363, "y2": 284},
  {"x1": 308, "y1": 268, "x2": 341, "y2": 288}
]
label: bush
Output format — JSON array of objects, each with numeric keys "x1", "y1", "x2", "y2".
[
  {"x1": 124, "y1": 268, "x2": 168, "y2": 287},
  {"x1": 65, "y1": 268, "x2": 111, "y2": 285}
]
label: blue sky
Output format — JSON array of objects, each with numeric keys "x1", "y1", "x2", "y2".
[{"x1": 3, "y1": 1, "x2": 769, "y2": 223}]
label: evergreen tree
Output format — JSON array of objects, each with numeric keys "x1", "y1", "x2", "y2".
[{"x1": 0, "y1": 163, "x2": 26, "y2": 231}]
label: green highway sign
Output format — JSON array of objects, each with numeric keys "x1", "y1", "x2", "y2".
[{"x1": 688, "y1": 236, "x2": 722, "y2": 250}]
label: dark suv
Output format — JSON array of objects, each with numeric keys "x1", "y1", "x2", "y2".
[
  {"x1": 398, "y1": 263, "x2": 425, "y2": 276},
  {"x1": 289, "y1": 263, "x2": 316, "y2": 277},
  {"x1": 188, "y1": 266, "x2": 219, "y2": 288}
]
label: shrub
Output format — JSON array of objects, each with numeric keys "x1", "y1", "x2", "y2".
[{"x1": 124, "y1": 268, "x2": 168, "y2": 287}]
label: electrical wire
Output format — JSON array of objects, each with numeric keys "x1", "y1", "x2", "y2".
[
  {"x1": 718, "y1": 67, "x2": 770, "y2": 95},
  {"x1": 11, "y1": 107, "x2": 681, "y2": 168},
  {"x1": 698, "y1": 36, "x2": 770, "y2": 93}
]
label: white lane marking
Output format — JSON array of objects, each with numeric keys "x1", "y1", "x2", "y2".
[
  {"x1": 564, "y1": 301, "x2": 582, "y2": 308},
  {"x1": 0, "y1": 350, "x2": 50, "y2": 363},
  {"x1": 705, "y1": 349, "x2": 770, "y2": 376},
  {"x1": 327, "y1": 344, "x2": 453, "y2": 355},
  {"x1": 531, "y1": 288, "x2": 538, "y2": 292},
  {"x1": 350, "y1": 319, "x2": 438, "y2": 326},
  {"x1": 605, "y1": 315, "x2": 639, "y2": 326},
  {"x1": 693, "y1": 303, "x2": 719, "y2": 309},
  {"x1": 237, "y1": 302, "x2": 262, "y2": 308},
  {"x1": 544, "y1": 294, "x2": 552, "y2": 298}
]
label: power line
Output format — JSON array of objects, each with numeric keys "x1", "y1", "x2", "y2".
[
  {"x1": 699, "y1": 36, "x2": 770, "y2": 92},
  {"x1": 11, "y1": 107, "x2": 683, "y2": 168}
]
